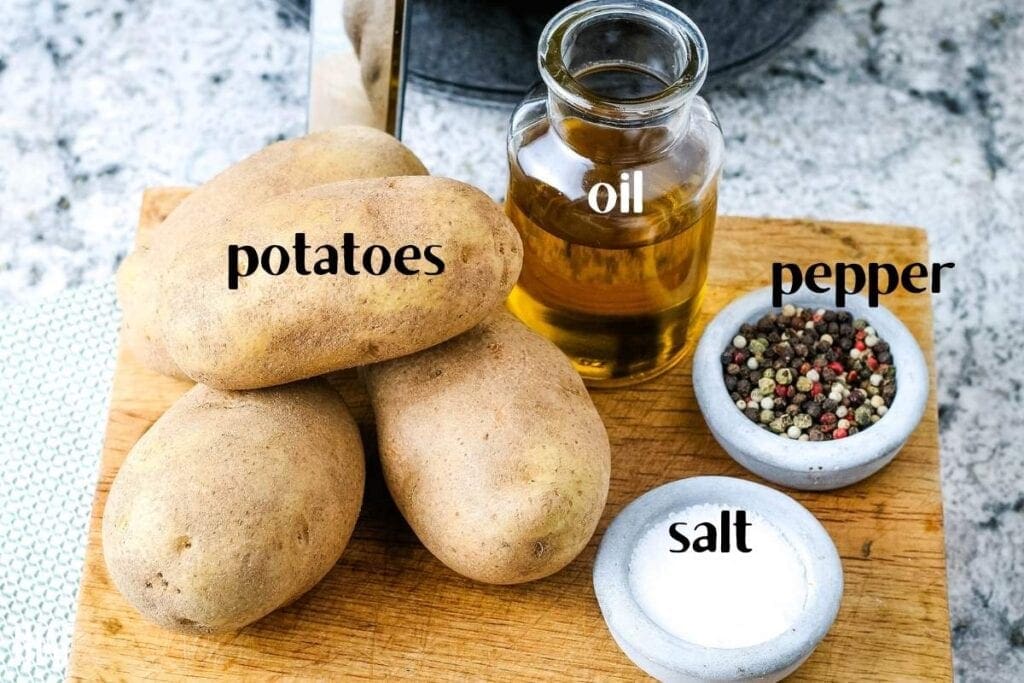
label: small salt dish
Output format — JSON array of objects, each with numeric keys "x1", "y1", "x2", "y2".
[
  {"x1": 692, "y1": 286, "x2": 929, "y2": 490},
  {"x1": 593, "y1": 476, "x2": 843, "y2": 683}
]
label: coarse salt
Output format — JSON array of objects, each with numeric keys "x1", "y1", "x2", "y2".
[{"x1": 628, "y1": 504, "x2": 809, "y2": 649}]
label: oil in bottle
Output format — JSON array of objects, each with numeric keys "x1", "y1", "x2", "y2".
[{"x1": 505, "y1": 0, "x2": 724, "y2": 386}]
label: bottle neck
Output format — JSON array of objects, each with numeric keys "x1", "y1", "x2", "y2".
[
  {"x1": 538, "y1": 0, "x2": 708, "y2": 163},
  {"x1": 547, "y1": 88, "x2": 694, "y2": 163}
]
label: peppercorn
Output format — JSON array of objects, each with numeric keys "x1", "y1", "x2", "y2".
[
  {"x1": 854, "y1": 406, "x2": 873, "y2": 426},
  {"x1": 721, "y1": 306, "x2": 896, "y2": 441}
]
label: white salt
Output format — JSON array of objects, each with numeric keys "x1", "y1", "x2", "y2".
[{"x1": 628, "y1": 504, "x2": 809, "y2": 649}]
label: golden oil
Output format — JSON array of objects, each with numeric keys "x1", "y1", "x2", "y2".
[
  {"x1": 504, "y1": 1, "x2": 723, "y2": 385},
  {"x1": 506, "y1": 115, "x2": 719, "y2": 385}
]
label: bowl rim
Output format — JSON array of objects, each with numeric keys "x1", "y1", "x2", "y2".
[
  {"x1": 593, "y1": 475, "x2": 844, "y2": 680},
  {"x1": 692, "y1": 287, "x2": 929, "y2": 472}
]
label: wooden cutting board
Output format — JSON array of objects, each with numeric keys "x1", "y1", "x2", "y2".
[{"x1": 69, "y1": 188, "x2": 952, "y2": 680}]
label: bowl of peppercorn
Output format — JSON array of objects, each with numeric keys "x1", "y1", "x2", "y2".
[{"x1": 693, "y1": 286, "x2": 929, "y2": 490}]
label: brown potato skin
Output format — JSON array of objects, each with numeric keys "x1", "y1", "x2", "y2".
[
  {"x1": 118, "y1": 125, "x2": 427, "y2": 379},
  {"x1": 117, "y1": 247, "x2": 188, "y2": 379},
  {"x1": 343, "y1": 0, "x2": 394, "y2": 126},
  {"x1": 364, "y1": 310, "x2": 611, "y2": 584},
  {"x1": 101, "y1": 381, "x2": 365, "y2": 634},
  {"x1": 156, "y1": 176, "x2": 523, "y2": 390}
]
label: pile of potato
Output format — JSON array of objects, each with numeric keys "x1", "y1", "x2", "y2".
[{"x1": 104, "y1": 126, "x2": 611, "y2": 633}]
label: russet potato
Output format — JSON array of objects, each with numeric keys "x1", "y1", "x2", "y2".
[
  {"x1": 102, "y1": 380, "x2": 365, "y2": 633},
  {"x1": 364, "y1": 310, "x2": 611, "y2": 584},
  {"x1": 155, "y1": 176, "x2": 522, "y2": 390},
  {"x1": 117, "y1": 125, "x2": 427, "y2": 379}
]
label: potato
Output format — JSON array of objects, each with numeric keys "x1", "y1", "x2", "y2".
[
  {"x1": 308, "y1": 51, "x2": 379, "y2": 131},
  {"x1": 343, "y1": 0, "x2": 394, "y2": 127},
  {"x1": 364, "y1": 310, "x2": 611, "y2": 584},
  {"x1": 102, "y1": 380, "x2": 365, "y2": 633},
  {"x1": 117, "y1": 248, "x2": 188, "y2": 379},
  {"x1": 154, "y1": 176, "x2": 523, "y2": 390},
  {"x1": 117, "y1": 125, "x2": 427, "y2": 379}
]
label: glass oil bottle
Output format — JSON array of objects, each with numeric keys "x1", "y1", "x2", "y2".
[{"x1": 505, "y1": 0, "x2": 724, "y2": 386}]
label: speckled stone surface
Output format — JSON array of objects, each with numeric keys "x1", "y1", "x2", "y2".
[
  {"x1": 0, "y1": 0, "x2": 1021, "y2": 680},
  {"x1": 0, "y1": 0, "x2": 309, "y2": 300}
]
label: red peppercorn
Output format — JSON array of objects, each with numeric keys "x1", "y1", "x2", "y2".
[
  {"x1": 855, "y1": 330, "x2": 866, "y2": 340},
  {"x1": 866, "y1": 356, "x2": 879, "y2": 371},
  {"x1": 820, "y1": 412, "x2": 837, "y2": 425},
  {"x1": 855, "y1": 340, "x2": 866, "y2": 351},
  {"x1": 800, "y1": 362, "x2": 811, "y2": 375},
  {"x1": 828, "y1": 361, "x2": 844, "y2": 374},
  {"x1": 833, "y1": 428, "x2": 849, "y2": 439},
  {"x1": 811, "y1": 382, "x2": 823, "y2": 396},
  {"x1": 775, "y1": 385, "x2": 788, "y2": 397},
  {"x1": 786, "y1": 385, "x2": 796, "y2": 398},
  {"x1": 733, "y1": 351, "x2": 746, "y2": 364},
  {"x1": 847, "y1": 371, "x2": 858, "y2": 383}
]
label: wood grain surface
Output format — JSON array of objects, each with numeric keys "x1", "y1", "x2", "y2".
[{"x1": 68, "y1": 188, "x2": 952, "y2": 680}]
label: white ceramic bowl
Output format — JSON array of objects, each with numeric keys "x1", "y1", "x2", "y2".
[
  {"x1": 594, "y1": 476, "x2": 843, "y2": 682},
  {"x1": 692, "y1": 287, "x2": 928, "y2": 490}
]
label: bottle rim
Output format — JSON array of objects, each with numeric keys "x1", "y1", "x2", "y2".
[{"x1": 538, "y1": 0, "x2": 709, "y2": 123}]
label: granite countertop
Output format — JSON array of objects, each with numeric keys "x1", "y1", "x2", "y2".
[{"x1": 0, "y1": 0, "x2": 1021, "y2": 680}]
